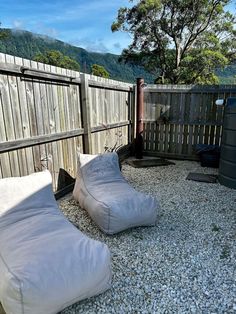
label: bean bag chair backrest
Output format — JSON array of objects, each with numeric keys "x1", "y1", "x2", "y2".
[
  {"x1": 78, "y1": 152, "x2": 123, "y2": 187},
  {"x1": 0, "y1": 170, "x2": 111, "y2": 314},
  {"x1": 0, "y1": 170, "x2": 56, "y2": 227},
  {"x1": 73, "y1": 152, "x2": 158, "y2": 234}
]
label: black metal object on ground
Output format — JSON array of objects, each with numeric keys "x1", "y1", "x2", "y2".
[
  {"x1": 186, "y1": 172, "x2": 218, "y2": 183},
  {"x1": 55, "y1": 183, "x2": 75, "y2": 200},
  {"x1": 55, "y1": 168, "x2": 75, "y2": 200},
  {"x1": 55, "y1": 146, "x2": 132, "y2": 199},
  {"x1": 126, "y1": 158, "x2": 175, "y2": 168},
  {"x1": 116, "y1": 143, "x2": 132, "y2": 162},
  {"x1": 134, "y1": 134, "x2": 144, "y2": 159},
  {"x1": 195, "y1": 144, "x2": 220, "y2": 168}
]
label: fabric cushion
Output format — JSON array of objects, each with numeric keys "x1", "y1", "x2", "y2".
[
  {"x1": 73, "y1": 152, "x2": 158, "y2": 234},
  {"x1": 0, "y1": 170, "x2": 111, "y2": 314}
]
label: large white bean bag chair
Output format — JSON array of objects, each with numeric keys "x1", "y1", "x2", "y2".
[
  {"x1": 73, "y1": 152, "x2": 158, "y2": 234},
  {"x1": 0, "y1": 171, "x2": 111, "y2": 314}
]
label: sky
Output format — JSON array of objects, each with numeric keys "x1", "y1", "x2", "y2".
[
  {"x1": 0, "y1": 0, "x2": 235, "y2": 56},
  {"x1": 0, "y1": 0, "x2": 132, "y2": 55}
]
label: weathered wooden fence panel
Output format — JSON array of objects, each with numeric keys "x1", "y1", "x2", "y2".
[
  {"x1": 87, "y1": 75, "x2": 131, "y2": 154},
  {"x1": 0, "y1": 53, "x2": 134, "y2": 190},
  {"x1": 2, "y1": 52, "x2": 236, "y2": 188},
  {"x1": 143, "y1": 85, "x2": 236, "y2": 159}
]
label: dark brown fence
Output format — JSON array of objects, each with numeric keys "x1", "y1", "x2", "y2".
[{"x1": 143, "y1": 85, "x2": 236, "y2": 160}]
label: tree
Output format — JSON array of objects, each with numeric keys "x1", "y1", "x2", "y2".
[
  {"x1": 0, "y1": 23, "x2": 8, "y2": 40},
  {"x1": 91, "y1": 64, "x2": 110, "y2": 78},
  {"x1": 112, "y1": 0, "x2": 236, "y2": 84},
  {"x1": 34, "y1": 50, "x2": 80, "y2": 71}
]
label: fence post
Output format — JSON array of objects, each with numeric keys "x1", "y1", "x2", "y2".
[
  {"x1": 134, "y1": 78, "x2": 144, "y2": 159},
  {"x1": 127, "y1": 85, "x2": 136, "y2": 143},
  {"x1": 136, "y1": 78, "x2": 144, "y2": 137},
  {"x1": 80, "y1": 73, "x2": 92, "y2": 154}
]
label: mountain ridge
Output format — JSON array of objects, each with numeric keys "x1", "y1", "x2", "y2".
[
  {"x1": 0, "y1": 28, "x2": 155, "y2": 83},
  {"x1": 0, "y1": 28, "x2": 235, "y2": 84}
]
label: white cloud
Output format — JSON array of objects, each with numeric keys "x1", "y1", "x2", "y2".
[
  {"x1": 1, "y1": 0, "x2": 132, "y2": 54},
  {"x1": 37, "y1": 26, "x2": 58, "y2": 38},
  {"x1": 113, "y1": 42, "x2": 122, "y2": 50},
  {"x1": 68, "y1": 37, "x2": 108, "y2": 53},
  {"x1": 13, "y1": 19, "x2": 24, "y2": 29},
  {"x1": 85, "y1": 41, "x2": 109, "y2": 53},
  {"x1": 66, "y1": 32, "x2": 131, "y2": 55}
]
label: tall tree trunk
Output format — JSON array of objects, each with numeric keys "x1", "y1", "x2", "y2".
[{"x1": 173, "y1": 40, "x2": 182, "y2": 83}]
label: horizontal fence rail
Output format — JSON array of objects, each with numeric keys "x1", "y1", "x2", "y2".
[
  {"x1": 143, "y1": 85, "x2": 236, "y2": 159},
  {"x1": 1, "y1": 52, "x2": 236, "y2": 191},
  {"x1": 0, "y1": 53, "x2": 135, "y2": 190}
]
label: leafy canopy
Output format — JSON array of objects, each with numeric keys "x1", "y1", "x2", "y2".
[
  {"x1": 0, "y1": 23, "x2": 8, "y2": 40},
  {"x1": 112, "y1": 0, "x2": 236, "y2": 84},
  {"x1": 91, "y1": 64, "x2": 110, "y2": 78},
  {"x1": 34, "y1": 50, "x2": 80, "y2": 71}
]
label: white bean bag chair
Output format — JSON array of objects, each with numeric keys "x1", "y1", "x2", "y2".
[
  {"x1": 73, "y1": 152, "x2": 158, "y2": 234},
  {"x1": 0, "y1": 171, "x2": 111, "y2": 314}
]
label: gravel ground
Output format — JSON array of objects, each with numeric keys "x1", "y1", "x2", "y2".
[
  {"x1": 58, "y1": 160, "x2": 236, "y2": 314},
  {"x1": 0, "y1": 160, "x2": 235, "y2": 314}
]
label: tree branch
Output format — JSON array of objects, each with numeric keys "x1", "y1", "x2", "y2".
[{"x1": 181, "y1": 0, "x2": 221, "y2": 58}]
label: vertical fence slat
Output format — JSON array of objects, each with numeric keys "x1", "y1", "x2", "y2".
[
  {"x1": 1, "y1": 54, "x2": 236, "y2": 182},
  {"x1": 2, "y1": 54, "x2": 21, "y2": 177},
  {"x1": 0, "y1": 53, "x2": 134, "y2": 190},
  {"x1": 143, "y1": 85, "x2": 236, "y2": 160}
]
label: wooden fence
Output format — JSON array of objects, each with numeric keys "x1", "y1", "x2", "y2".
[
  {"x1": 1, "y1": 52, "x2": 236, "y2": 191},
  {"x1": 143, "y1": 85, "x2": 236, "y2": 160},
  {"x1": 0, "y1": 53, "x2": 135, "y2": 190}
]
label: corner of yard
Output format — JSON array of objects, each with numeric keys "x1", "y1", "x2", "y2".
[{"x1": 58, "y1": 160, "x2": 236, "y2": 313}]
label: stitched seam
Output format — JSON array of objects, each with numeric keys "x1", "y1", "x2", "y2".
[
  {"x1": 107, "y1": 202, "x2": 111, "y2": 234},
  {"x1": 79, "y1": 154, "x2": 120, "y2": 233},
  {"x1": 0, "y1": 252, "x2": 24, "y2": 314},
  {"x1": 79, "y1": 166, "x2": 109, "y2": 207},
  {"x1": 80, "y1": 167, "x2": 111, "y2": 229}
]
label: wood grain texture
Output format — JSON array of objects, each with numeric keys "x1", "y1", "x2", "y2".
[
  {"x1": 0, "y1": 53, "x2": 134, "y2": 189},
  {"x1": 2, "y1": 52, "x2": 235, "y2": 184},
  {"x1": 143, "y1": 85, "x2": 236, "y2": 159}
]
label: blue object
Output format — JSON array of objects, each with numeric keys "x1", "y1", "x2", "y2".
[{"x1": 195, "y1": 144, "x2": 220, "y2": 155}]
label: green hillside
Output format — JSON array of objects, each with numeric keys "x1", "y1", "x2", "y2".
[
  {"x1": 0, "y1": 29, "x2": 155, "y2": 83},
  {"x1": 0, "y1": 29, "x2": 235, "y2": 84},
  {"x1": 216, "y1": 63, "x2": 236, "y2": 84}
]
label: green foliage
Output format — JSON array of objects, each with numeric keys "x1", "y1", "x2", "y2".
[
  {"x1": 220, "y1": 245, "x2": 231, "y2": 259},
  {"x1": 34, "y1": 50, "x2": 80, "y2": 71},
  {"x1": 180, "y1": 49, "x2": 228, "y2": 84},
  {"x1": 0, "y1": 28, "x2": 235, "y2": 84},
  {"x1": 112, "y1": 0, "x2": 236, "y2": 84},
  {"x1": 212, "y1": 224, "x2": 221, "y2": 232},
  {"x1": 217, "y1": 62, "x2": 236, "y2": 84},
  {"x1": 91, "y1": 64, "x2": 109, "y2": 78},
  {"x1": 0, "y1": 23, "x2": 8, "y2": 40}
]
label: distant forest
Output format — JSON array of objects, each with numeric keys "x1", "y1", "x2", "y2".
[
  {"x1": 0, "y1": 29, "x2": 235, "y2": 84},
  {"x1": 0, "y1": 29, "x2": 155, "y2": 83},
  {"x1": 216, "y1": 64, "x2": 236, "y2": 84}
]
